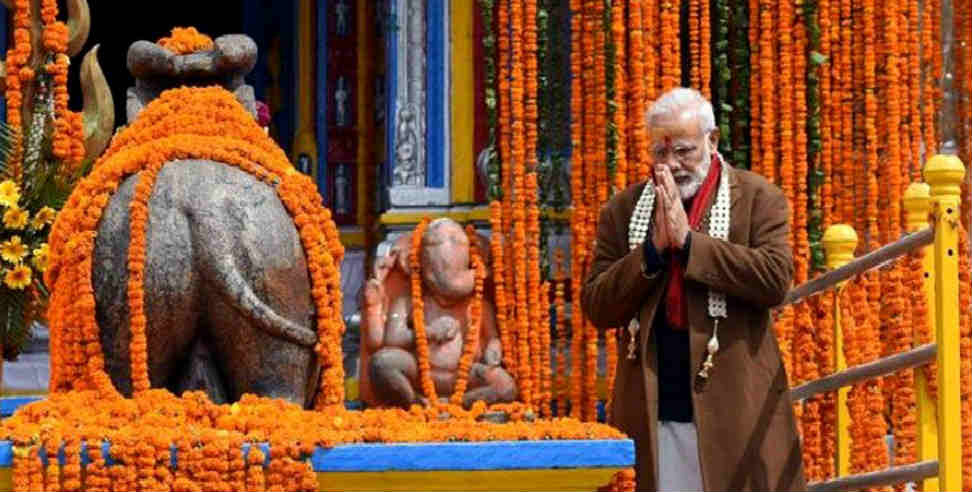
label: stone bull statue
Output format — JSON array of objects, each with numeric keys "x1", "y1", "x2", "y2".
[
  {"x1": 359, "y1": 218, "x2": 516, "y2": 409},
  {"x1": 91, "y1": 34, "x2": 319, "y2": 406}
]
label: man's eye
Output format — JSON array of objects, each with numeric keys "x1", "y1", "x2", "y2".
[{"x1": 676, "y1": 148, "x2": 693, "y2": 156}]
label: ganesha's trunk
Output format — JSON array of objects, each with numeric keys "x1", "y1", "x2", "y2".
[{"x1": 429, "y1": 268, "x2": 476, "y2": 302}]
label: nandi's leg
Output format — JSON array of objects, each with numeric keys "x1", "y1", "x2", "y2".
[{"x1": 94, "y1": 172, "x2": 199, "y2": 396}]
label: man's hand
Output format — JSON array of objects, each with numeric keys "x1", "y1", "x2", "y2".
[
  {"x1": 652, "y1": 181, "x2": 671, "y2": 251},
  {"x1": 656, "y1": 166, "x2": 691, "y2": 249}
]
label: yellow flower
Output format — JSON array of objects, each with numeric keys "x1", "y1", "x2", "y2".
[
  {"x1": 3, "y1": 207, "x2": 29, "y2": 229},
  {"x1": 0, "y1": 180, "x2": 20, "y2": 207},
  {"x1": 1, "y1": 236, "x2": 28, "y2": 263},
  {"x1": 30, "y1": 207, "x2": 56, "y2": 229},
  {"x1": 4, "y1": 264, "x2": 31, "y2": 290},
  {"x1": 31, "y1": 243, "x2": 48, "y2": 272}
]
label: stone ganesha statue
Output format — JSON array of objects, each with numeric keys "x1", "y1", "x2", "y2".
[
  {"x1": 90, "y1": 34, "x2": 324, "y2": 407},
  {"x1": 360, "y1": 218, "x2": 516, "y2": 408}
]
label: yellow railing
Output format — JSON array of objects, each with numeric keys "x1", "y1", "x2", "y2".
[{"x1": 784, "y1": 154, "x2": 966, "y2": 491}]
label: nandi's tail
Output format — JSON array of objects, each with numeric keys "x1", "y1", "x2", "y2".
[{"x1": 203, "y1": 249, "x2": 318, "y2": 347}]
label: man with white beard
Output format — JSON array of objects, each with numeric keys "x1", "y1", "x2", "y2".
[{"x1": 581, "y1": 88, "x2": 806, "y2": 491}]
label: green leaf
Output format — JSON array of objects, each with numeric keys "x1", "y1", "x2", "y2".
[{"x1": 810, "y1": 51, "x2": 829, "y2": 66}]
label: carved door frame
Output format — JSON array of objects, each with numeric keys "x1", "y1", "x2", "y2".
[{"x1": 383, "y1": 0, "x2": 452, "y2": 208}]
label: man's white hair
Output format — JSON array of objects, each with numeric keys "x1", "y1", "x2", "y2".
[{"x1": 645, "y1": 87, "x2": 716, "y2": 134}]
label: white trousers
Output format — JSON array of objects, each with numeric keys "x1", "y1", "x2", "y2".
[{"x1": 656, "y1": 421, "x2": 704, "y2": 492}]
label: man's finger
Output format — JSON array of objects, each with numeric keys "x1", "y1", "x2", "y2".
[{"x1": 663, "y1": 168, "x2": 678, "y2": 201}]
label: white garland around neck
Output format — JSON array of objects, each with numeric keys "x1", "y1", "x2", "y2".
[{"x1": 625, "y1": 153, "x2": 731, "y2": 378}]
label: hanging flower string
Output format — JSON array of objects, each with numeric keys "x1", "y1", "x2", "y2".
[
  {"x1": 410, "y1": 217, "x2": 437, "y2": 402},
  {"x1": 449, "y1": 225, "x2": 487, "y2": 406}
]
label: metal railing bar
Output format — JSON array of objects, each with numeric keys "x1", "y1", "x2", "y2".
[
  {"x1": 806, "y1": 460, "x2": 938, "y2": 491},
  {"x1": 789, "y1": 343, "x2": 936, "y2": 401},
  {"x1": 780, "y1": 227, "x2": 934, "y2": 307}
]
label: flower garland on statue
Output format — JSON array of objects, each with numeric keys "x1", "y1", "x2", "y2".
[
  {"x1": 450, "y1": 225, "x2": 487, "y2": 406},
  {"x1": 44, "y1": 87, "x2": 346, "y2": 406},
  {"x1": 626, "y1": 153, "x2": 730, "y2": 377},
  {"x1": 157, "y1": 27, "x2": 215, "y2": 55},
  {"x1": 409, "y1": 217, "x2": 437, "y2": 402}
]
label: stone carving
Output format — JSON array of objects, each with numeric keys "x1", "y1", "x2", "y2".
[
  {"x1": 359, "y1": 219, "x2": 516, "y2": 408},
  {"x1": 335, "y1": 0, "x2": 351, "y2": 37},
  {"x1": 335, "y1": 76, "x2": 350, "y2": 127},
  {"x1": 392, "y1": 0, "x2": 427, "y2": 187},
  {"x1": 125, "y1": 34, "x2": 259, "y2": 123},
  {"x1": 335, "y1": 163, "x2": 351, "y2": 215},
  {"x1": 95, "y1": 35, "x2": 319, "y2": 407},
  {"x1": 393, "y1": 105, "x2": 423, "y2": 186}
]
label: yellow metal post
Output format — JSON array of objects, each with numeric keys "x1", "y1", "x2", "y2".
[
  {"x1": 925, "y1": 154, "x2": 966, "y2": 492},
  {"x1": 822, "y1": 224, "x2": 858, "y2": 478},
  {"x1": 904, "y1": 181, "x2": 939, "y2": 492}
]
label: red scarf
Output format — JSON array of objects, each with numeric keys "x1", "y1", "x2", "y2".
[{"x1": 666, "y1": 153, "x2": 722, "y2": 330}]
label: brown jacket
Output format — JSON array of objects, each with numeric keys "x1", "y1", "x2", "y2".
[{"x1": 582, "y1": 168, "x2": 806, "y2": 491}]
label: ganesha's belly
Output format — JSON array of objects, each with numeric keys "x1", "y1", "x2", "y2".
[{"x1": 428, "y1": 339, "x2": 463, "y2": 372}]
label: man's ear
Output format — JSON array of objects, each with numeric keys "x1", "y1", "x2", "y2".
[{"x1": 708, "y1": 127, "x2": 721, "y2": 150}]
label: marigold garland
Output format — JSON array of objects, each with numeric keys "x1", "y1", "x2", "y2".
[
  {"x1": 817, "y1": 292, "x2": 837, "y2": 479},
  {"x1": 539, "y1": 279, "x2": 553, "y2": 417},
  {"x1": 597, "y1": 468, "x2": 636, "y2": 492},
  {"x1": 526, "y1": 173, "x2": 542, "y2": 409},
  {"x1": 612, "y1": 0, "x2": 628, "y2": 191},
  {"x1": 758, "y1": 0, "x2": 775, "y2": 185},
  {"x1": 3, "y1": 0, "x2": 33, "y2": 181},
  {"x1": 838, "y1": 0, "x2": 853, "y2": 226},
  {"x1": 157, "y1": 27, "x2": 215, "y2": 55},
  {"x1": 960, "y1": 230, "x2": 972, "y2": 490},
  {"x1": 748, "y1": 0, "x2": 761, "y2": 177},
  {"x1": 554, "y1": 249, "x2": 568, "y2": 414},
  {"x1": 642, "y1": 0, "x2": 659, "y2": 104},
  {"x1": 690, "y1": 0, "x2": 702, "y2": 90},
  {"x1": 2, "y1": 389, "x2": 627, "y2": 491},
  {"x1": 627, "y1": 0, "x2": 649, "y2": 182},
  {"x1": 699, "y1": 0, "x2": 711, "y2": 99},
  {"x1": 920, "y1": 0, "x2": 938, "y2": 160},
  {"x1": 450, "y1": 225, "x2": 487, "y2": 406},
  {"x1": 489, "y1": 201, "x2": 513, "y2": 371},
  {"x1": 660, "y1": 0, "x2": 680, "y2": 91},
  {"x1": 843, "y1": 278, "x2": 866, "y2": 473},
  {"x1": 409, "y1": 217, "x2": 437, "y2": 401}
]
